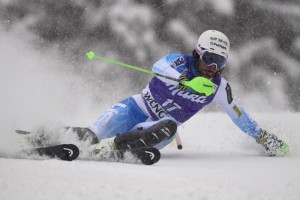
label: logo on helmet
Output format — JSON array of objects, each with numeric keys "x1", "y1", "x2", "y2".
[
  {"x1": 210, "y1": 42, "x2": 227, "y2": 50},
  {"x1": 210, "y1": 37, "x2": 228, "y2": 46}
]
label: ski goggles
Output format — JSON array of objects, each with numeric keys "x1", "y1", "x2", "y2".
[
  {"x1": 200, "y1": 51, "x2": 227, "y2": 70},
  {"x1": 196, "y1": 61, "x2": 218, "y2": 79}
]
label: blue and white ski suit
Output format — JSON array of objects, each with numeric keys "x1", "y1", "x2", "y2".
[{"x1": 89, "y1": 52, "x2": 262, "y2": 149}]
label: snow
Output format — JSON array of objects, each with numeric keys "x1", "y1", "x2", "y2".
[
  {"x1": 0, "y1": 18, "x2": 300, "y2": 200},
  {"x1": 0, "y1": 112, "x2": 300, "y2": 200},
  {"x1": 211, "y1": 0, "x2": 235, "y2": 16}
]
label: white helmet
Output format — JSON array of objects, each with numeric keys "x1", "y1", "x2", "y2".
[
  {"x1": 195, "y1": 30, "x2": 230, "y2": 59},
  {"x1": 193, "y1": 30, "x2": 230, "y2": 74}
]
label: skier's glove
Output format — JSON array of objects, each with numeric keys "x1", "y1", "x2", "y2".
[
  {"x1": 256, "y1": 130, "x2": 289, "y2": 156},
  {"x1": 177, "y1": 75, "x2": 199, "y2": 94}
]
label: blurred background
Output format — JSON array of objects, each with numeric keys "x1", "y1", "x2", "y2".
[{"x1": 0, "y1": 0, "x2": 299, "y2": 121}]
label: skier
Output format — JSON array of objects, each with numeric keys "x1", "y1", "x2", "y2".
[{"x1": 76, "y1": 30, "x2": 289, "y2": 156}]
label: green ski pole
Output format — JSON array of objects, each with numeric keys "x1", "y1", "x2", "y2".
[{"x1": 86, "y1": 51, "x2": 214, "y2": 96}]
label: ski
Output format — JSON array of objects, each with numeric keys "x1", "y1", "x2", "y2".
[
  {"x1": 27, "y1": 144, "x2": 80, "y2": 161},
  {"x1": 16, "y1": 129, "x2": 161, "y2": 164},
  {"x1": 93, "y1": 147, "x2": 161, "y2": 165},
  {"x1": 123, "y1": 147, "x2": 161, "y2": 165}
]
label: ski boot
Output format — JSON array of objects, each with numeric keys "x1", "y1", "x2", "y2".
[
  {"x1": 256, "y1": 130, "x2": 289, "y2": 156},
  {"x1": 114, "y1": 119, "x2": 177, "y2": 150},
  {"x1": 66, "y1": 127, "x2": 99, "y2": 145},
  {"x1": 92, "y1": 139, "x2": 116, "y2": 155}
]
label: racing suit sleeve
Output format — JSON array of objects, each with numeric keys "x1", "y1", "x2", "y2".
[
  {"x1": 151, "y1": 52, "x2": 186, "y2": 85},
  {"x1": 213, "y1": 78, "x2": 262, "y2": 139}
]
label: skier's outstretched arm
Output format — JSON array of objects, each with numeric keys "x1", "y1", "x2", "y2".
[
  {"x1": 213, "y1": 78, "x2": 289, "y2": 156},
  {"x1": 213, "y1": 78, "x2": 261, "y2": 138}
]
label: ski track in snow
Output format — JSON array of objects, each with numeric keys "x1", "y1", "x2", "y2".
[{"x1": 0, "y1": 113, "x2": 299, "y2": 200}]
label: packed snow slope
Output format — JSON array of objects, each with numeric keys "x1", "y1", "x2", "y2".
[
  {"x1": 0, "y1": 29, "x2": 299, "y2": 200},
  {"x1": 0, "y1": 113, "x2": 299, "y2": 200}
]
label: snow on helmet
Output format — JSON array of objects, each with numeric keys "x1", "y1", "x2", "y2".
[{"x1": 193, "y1": 30, "x2": 230, "y2": 71}]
